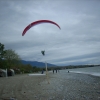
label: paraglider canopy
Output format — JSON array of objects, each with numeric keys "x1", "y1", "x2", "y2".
[{"x1": 22, "y1": 20, "x2": 61, "y2": 36}]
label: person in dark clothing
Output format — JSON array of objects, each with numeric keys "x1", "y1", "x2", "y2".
[
  {"x1": 56, "y1": 69, "x2": 57, "y2": 73},
  {"x1": 53, "y1": 69, "x2": 54, "y2": 74},
  {"x1": 41, "y1": 69, "x2": 44, "y2": 74}
]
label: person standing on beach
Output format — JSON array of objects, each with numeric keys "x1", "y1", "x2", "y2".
[
  {"x1": 41, "y1": 69, "x2": 44, "y2": 74},
  {"x1": 53, "y1": 69, "x2": 54, "y2": 74},
  {"x1": 56, "y1": 69, "x2": 57, "y2": 73}
]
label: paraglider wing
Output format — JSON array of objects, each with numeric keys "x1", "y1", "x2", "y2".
[{"x1": 22, "y1": 20, "x2": 61, "y2": 36}]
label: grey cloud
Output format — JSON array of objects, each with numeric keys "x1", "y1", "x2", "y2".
[{"x1": 0, "y1": 0, "x2": 100, "y2": 66}]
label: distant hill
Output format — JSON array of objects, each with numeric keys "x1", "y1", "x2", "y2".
[{"x1": 21, "y1": 60, "x2": 57, "y2": 68}]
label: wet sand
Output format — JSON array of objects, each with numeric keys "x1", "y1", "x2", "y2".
[{"x1": 0, "y1": 70, "x2": 100, "y2": 100}]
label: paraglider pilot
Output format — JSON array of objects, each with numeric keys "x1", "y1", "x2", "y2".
[{"x1": 41, "y1": 50, "x2": 45, "y2": 56}]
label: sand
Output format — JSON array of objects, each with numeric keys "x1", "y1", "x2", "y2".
[{"x1": 0, "y1": 70, "x2": 100, "y2": 100}]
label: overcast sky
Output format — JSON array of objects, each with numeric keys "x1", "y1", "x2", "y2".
[{"x1": 0, "y1": 0, "x2": 100, "y2": 66}]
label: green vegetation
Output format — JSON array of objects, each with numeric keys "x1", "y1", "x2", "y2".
[
  {"x1": 0, "y1": 42, "x2": 99, "y2": 75},
  {"x1": 0, "y1": 42, "x2": 43, "y2": 74},
  {"x1": 0, "y1": 43, "x2": 6, "y2": 60}
]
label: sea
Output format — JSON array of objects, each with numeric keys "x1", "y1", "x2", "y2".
[{"x1": 67, "y1": 66, "x2": 100, "y2": 77}]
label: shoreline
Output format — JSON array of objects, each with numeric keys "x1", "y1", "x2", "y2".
[
  {"x1": 69, "y1": 71, "x2": 100, "y2": 77},
  {"x1": 0, "y1": 70, "x2": 100, "y2": 100}
]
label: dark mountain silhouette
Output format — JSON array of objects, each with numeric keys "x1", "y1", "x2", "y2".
[{"x1": 21, "y1": 60, "x2": 56, "y2": 68}]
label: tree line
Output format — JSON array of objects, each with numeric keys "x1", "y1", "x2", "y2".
[
  {"x1": 1, "y1": 42, "x2": 99, "y2": 74},
  {"x1": 0, "y1": 42, "x2": 43, "y2": 74}
]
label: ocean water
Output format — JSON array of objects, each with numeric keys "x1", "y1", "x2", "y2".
[{"x1": 67, "y1": 66, "x2": 100, "y2": 77}]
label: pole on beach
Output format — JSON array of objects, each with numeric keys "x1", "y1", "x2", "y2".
[
  {"x1": 41, "y1": 50, "x2": 49, "y2": 84},
  {"x1": 45, "y1": 61, "x2": 49, "y2": 84},
  {"x1": 6, "y1": 68, "x2": 7, "y2": 78}
]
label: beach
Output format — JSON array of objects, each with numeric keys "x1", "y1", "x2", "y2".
[{"x1": 0, "y1": 70, "x2": 100, "y2": 100}]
